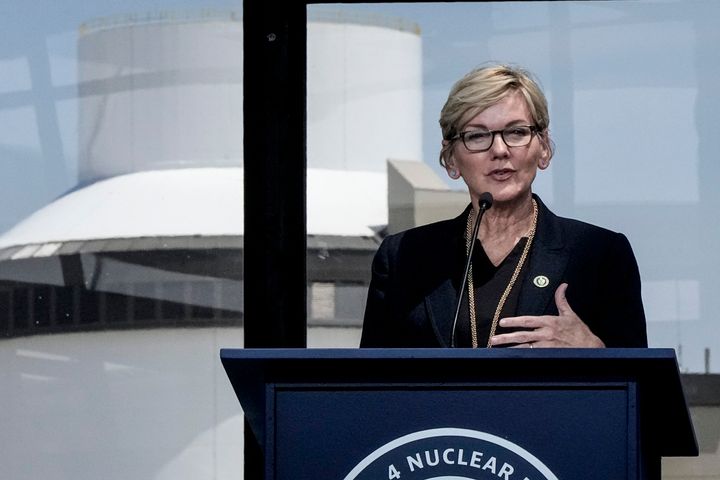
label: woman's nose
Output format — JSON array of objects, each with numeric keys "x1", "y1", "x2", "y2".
[{"x1": 488, "y1": 131, "x2": 509, "y2": 156}]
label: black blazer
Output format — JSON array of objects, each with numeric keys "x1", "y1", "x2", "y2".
[{"x1": 361, "y1": 196, "x2": 648, "y2": 348}]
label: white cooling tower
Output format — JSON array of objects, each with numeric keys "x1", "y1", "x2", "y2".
[
  {"x1": 77, "y1": 10, "x2": 421, "y2": 180},
  {"x1": 77, "y1": 12, "x2": 245, "y2": 183},
  {"x1": 307, "y1": 11, "x2": 423, "y2": 172}
]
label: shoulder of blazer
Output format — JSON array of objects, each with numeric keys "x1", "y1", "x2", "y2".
[
  {"x1": 533, "y1": 194, "x2": 626, "y2": 251},
  {"x1": 376, "y1": 204, "x2": 471, "y2": 262}
]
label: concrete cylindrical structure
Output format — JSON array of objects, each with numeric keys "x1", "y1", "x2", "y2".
[
  {"x1": 78, "y1": 13, "x2": 244, "y2": 183},
  {"x1": 77, "y1": 11, "x2": 421, "y2": 185},
  {"x1": 307, "y1": 12, "x2": 422, "y2": 172}
]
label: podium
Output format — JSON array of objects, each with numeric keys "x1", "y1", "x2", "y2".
[{"x1": 221, "y1": 348, "x2": 697, "y2": 480}]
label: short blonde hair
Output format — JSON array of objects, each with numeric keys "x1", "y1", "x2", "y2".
[{"x1": 439, "y1": 64, "x2": 552, "y2": 167}]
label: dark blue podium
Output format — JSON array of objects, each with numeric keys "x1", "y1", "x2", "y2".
[{"x1": 221, "y1": 348, "x2": 697, "y2": 480}]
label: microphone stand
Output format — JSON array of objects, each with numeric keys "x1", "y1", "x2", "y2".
[{"x1": 450, "y1": 193, "x2": 493, "y2": 347}]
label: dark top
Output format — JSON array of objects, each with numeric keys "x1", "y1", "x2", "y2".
[
  {"x1": 360, "y1": 195, "x2": 648, "y2": 348},
  {"x1": 455, "y1": 237, "x2": 529, "y2": 347}
]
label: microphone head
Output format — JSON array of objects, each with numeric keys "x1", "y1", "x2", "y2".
[{"x1": 478, "y1": 192, "x2": 493, "y2": 210}]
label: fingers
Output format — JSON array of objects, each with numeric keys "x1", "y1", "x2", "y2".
[
  {"x1": 504, "y1": 342, "x2": 536, "y2": 349},
  {"x1": 493, "y1": 315, "x2": 552, "y2": 347},
  {"x1": 489, "y1": 330, "x2": 540, "y2": 347},
  {"x1": 498, "y1": 315, "x2": 547, "y2": 329}
]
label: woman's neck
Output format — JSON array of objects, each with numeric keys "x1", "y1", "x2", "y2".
[
  {"x1": 476, "y1": 194, "x2": 535, "y2": 265},
  {"x1": 479, "y1": 194, "x2": 534, "y2": 237}
]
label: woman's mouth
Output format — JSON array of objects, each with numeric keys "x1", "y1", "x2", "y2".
[{"x1": 488, "y1": 168, "x2": 515, "y2": 181}]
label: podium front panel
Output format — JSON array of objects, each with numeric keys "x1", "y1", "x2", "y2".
[{"x1": 272, "y1": 382, "x2": 635, "y2": 480}]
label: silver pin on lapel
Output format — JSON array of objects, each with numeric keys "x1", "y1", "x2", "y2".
[{"x1": 533, "y1": 275, "x2": 549, "y2": 288}]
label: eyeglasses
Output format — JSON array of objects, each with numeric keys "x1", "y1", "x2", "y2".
[{"x1": 451, "y1": 125, "x2": 539, "y2": 153}]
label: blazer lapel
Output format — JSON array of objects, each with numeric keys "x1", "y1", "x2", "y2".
[
  {"x1": 425, "y1": 279, "x2": 459, "y2": 347},
  {"x1": 425, "y1": 206, "x2": 470, "y2": 347},
  {"x1": 517, "y1": 197, "x2": 569, "y2": 316}
]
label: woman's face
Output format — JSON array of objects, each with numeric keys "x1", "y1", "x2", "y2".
[{"x1": 444, "y1": 91, "x2": 550, "y2": 207}]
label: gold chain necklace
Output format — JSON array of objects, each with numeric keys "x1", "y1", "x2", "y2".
[{"x1": 464, "y1": 199, "x2": 538, "y2": 348}]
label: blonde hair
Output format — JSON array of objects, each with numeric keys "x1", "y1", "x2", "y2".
[{"x1": 439, "y1": 64, "x2": 553, "y2": 167}]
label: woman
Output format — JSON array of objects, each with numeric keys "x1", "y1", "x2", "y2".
[{"x1": 361, "y1": 64, "x2": 647, "y2": 348}]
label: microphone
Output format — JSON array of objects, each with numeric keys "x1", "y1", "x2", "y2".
[{"x1": 450, "y1": 192, "x2": 493, "y2": 347}]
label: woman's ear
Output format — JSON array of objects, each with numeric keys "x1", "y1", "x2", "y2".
[
  {"x1": 537, "y1": 134, "x2": 552, "y2": 170},
  {"x1": 442, "y1": 140, "x2": 461, "y2": 179},
  {"x1": 538, "y1": 151, "x2": 550, "y2": 170},
  {"x1": 447, "y1": 167, "x2": 461, "y2": 179},
  {"x1": 444, "y1": 159, "x2": 462, "y2": 179}
]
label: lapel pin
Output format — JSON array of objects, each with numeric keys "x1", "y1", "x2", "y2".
[{"x1": 533, "y1": 275, "x2": 549, "y2": 288}]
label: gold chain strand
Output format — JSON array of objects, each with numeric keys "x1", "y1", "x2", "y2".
[
  {"x1": 463, "y1": 213, "x2": 479, "y2": 347},
  {"x1": 464, "y1": 199, "x2": 538, "y2": 348}
]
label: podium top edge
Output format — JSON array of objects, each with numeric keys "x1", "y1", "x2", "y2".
[{"x1": 220, "y1": 347, "x2": 676, "y2": 362}]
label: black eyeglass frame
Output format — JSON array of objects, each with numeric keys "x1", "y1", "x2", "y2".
[{"x1": 450, "y1": 125, "x2": 540, "y2": 153}]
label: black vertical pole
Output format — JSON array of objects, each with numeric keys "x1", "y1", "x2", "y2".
[
  {"x1": 243, "y1": 1, "x2": 307, "y2": 477},
  {"x1": 243, "y1": 1, "x2": 307, "y2": 349}
]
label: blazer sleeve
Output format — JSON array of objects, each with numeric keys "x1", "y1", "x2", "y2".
[
  {"x1": 360, "y1": 238, "x2": 396, "y2": 347},
  {"x1": 592, "y1": 232, "x2": 648, "y2": 347},
  {"x1": 360, "y1": 240, "x2": 389, "y2": 348}
]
